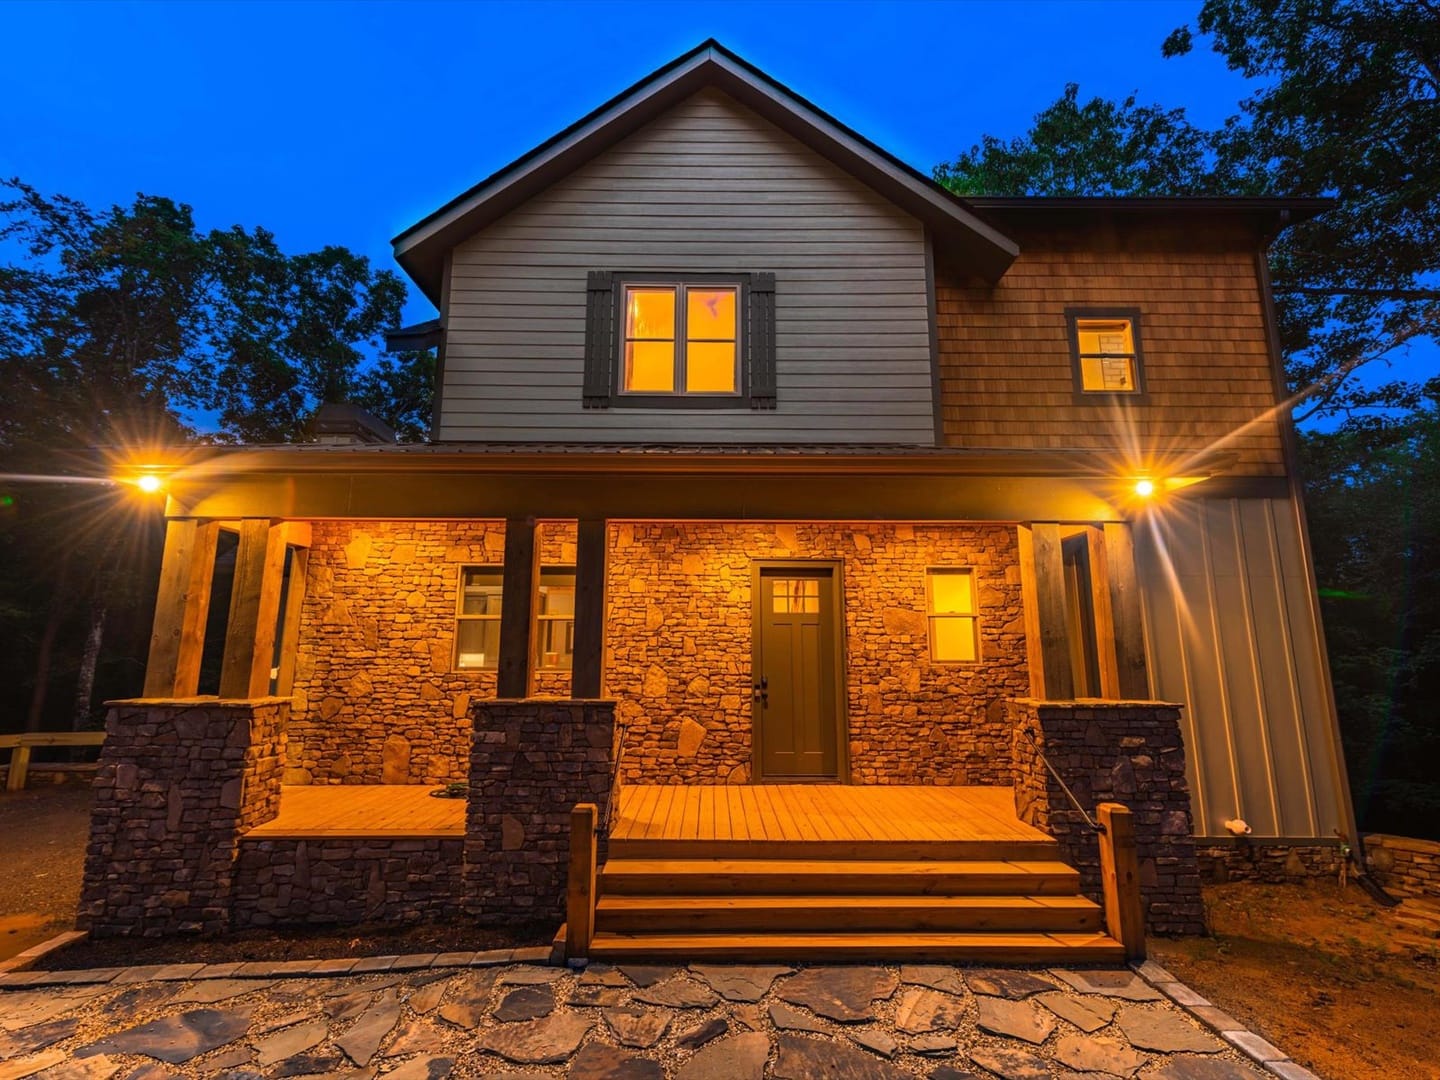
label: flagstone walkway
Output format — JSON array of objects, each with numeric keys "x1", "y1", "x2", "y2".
[{"x1": 0, "y1": 954, "x2": 1320, "y2": 1079}]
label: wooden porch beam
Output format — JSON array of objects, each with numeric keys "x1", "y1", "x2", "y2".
[
  {"x1": 571, "y1": 519, "x2": 607, "y2": 699},
  {"x1": 144, "y1": 519, "x2": 220, "y2": 698},
  {"x1": 219, "y1": 519, "x2": 288, "y2": 699},
  {"x1": 1025, "y1": 522, "x2": 1075, "y2": 701},
  {"x1": 1103, "y1": 522, "x2": 1150, "y2": 700},
  {"x1": 497, "y1": 518, "x2": 540, "y2": 699}
]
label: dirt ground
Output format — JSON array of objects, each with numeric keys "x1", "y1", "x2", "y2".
[
  {"x1": 0, "y1": 781, "x2": 92, "y2": 962},
  {"x1": 1152, "y1": 879, "x2": 1440, "y2": 1080}
]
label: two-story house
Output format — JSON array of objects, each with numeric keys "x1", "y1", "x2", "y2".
[{"x1": 81, "y1": 42, "x2": 1355, "y2": 962}]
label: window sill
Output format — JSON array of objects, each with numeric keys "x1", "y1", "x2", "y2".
[{"x1": 604, "y1": 395, "x2": 755, "y2": 410}]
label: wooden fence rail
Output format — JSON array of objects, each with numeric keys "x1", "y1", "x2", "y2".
[{"x1": 1, "y1": 731, "x2": 107, "y2": 792}]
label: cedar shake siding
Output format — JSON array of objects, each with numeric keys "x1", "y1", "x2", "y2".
[
  {"x1": 440, "y1": 87, "x2": 937, "y2": 444},
  {"x1": 936, "y1": 222, "x2": 1288, "y2": 476}
]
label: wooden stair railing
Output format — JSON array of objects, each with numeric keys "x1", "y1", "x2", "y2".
[{"x1": 2, "y1": 731, "x2": 106, "y2": 792}]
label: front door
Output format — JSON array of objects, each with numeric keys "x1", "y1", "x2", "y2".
[{"x1": 753, "y1": 564, "x2": 841, "y2": 780}]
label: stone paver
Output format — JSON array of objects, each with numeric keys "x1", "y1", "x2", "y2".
[
  {"x1": 688, "y1": 963, "x2": 794, "y2": 1002},
  {"x1": 776, "y1": 965, "x2": 898, "y2": 1022},
  {"x1": 772, "y1": 1031, "x2": 910, "y2": 1079},
  {"x1": 975, "y1": 995, "x2": 1057, "y2": 1044},
  {"x1": 0, "y1": 954, "x2": 1303, "y2": 1080},
  {"x1": 965, "y1": 968, "x2": 1056, "y2": 999},
  {"x1": 894, "y1": 987, "x2": 966, "y2": 1034},
  {"x1": 675, "y1": 1031, "x2": 769, "y2": 1080}
]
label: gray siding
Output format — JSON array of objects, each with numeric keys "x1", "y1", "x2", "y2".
[
  {"x1": 1136, "y1": 496, "x2": 1348, "y2": 840},
  {"x1": 439, "y1": 88, "x2": 936, "y2": 443}
]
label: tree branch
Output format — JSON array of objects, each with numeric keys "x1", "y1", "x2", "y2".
[{"x1": 1272, "y1": 285, "x2": 1440, "y2": 301}]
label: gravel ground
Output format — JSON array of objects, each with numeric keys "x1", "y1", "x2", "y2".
[{"x1": 0, "y1": 782, "x2": 92, "y2": 962}]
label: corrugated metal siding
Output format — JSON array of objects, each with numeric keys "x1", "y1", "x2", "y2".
[
  {"x1": 1136, "y1": 496, "x2": 1345, "y2": 838},
  {"x1": 439, "y1": 88, "x2": 936, "y2": 443}
]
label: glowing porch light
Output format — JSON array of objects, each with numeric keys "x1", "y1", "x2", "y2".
[
  {"x1": 135, "y1": 473, "x2": 164, "y2": 493},
  {"x1": 1133, "y1": 478, "x2": 1156, "y2": 498}
]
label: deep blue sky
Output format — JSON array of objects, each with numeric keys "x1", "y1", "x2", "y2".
[{"x1": 3, "y1": 0, "x2": 1247, "y2": 328}]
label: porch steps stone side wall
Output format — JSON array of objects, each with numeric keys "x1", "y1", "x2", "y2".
[{"x1": 1009, "y1": 699, "x2": 1206, "y2": 936}]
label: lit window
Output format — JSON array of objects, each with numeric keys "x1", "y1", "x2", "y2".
[
  {"x1": 927, "y1": 568, "x2": 979, "y2": 663},
  {"x1": 536, "y1": 572, "x2": 576, "y2": 670},
  {"x1": 622, "y1": 283, "x2": 739, "y2": 396},
  {"x1": 454, "y1": 567, "x2": 576, "y2": 671},
  {"x1": 455, "y1": 568, "x2": 502, "y2": 669},
  {"x1": 1069, "y1": 311, "x2": 1142, "y2": 394}
]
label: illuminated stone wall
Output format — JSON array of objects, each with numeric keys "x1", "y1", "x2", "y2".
[
  {"x1": 288, "y1": 520, "x2": 576, "y2": 786},
  {"x1": 605, "y1": 522, "x2": 1030, "y2": 785},
  {"x1": 287, "y1": 519, "x2": 1029, "y2": 787}
]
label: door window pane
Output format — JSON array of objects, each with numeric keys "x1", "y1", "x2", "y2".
[{"x1": 772, "y1": 578, "x2": 820, "y2": 613}]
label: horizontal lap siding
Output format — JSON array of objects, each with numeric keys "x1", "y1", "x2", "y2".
[
  {"x1": 936, "y1": 226, "x2": 1288, "y2": 475},
  {"x1": 441, "y1": 88, "x2": 935, "y2": 444}
]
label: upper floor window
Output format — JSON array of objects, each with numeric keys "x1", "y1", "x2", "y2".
[
  {"x1": 623, "y1": 283, "x2": 740, "y2": 396},
  {"x1": 1067, "y1": 309, "x2": 1144, "y2": 395},
  {"x1": 583, "y1": 271, "x2": 777, "y2": 410}
]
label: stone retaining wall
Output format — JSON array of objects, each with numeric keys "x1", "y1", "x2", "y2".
[
  {"x1": 1009, "y1": 699, "x2": 1205, "y2": 936},
  {"x1": 607, "y1": 521, "x2": 1028, "y2": 785},
  {"x1": 78, "y1": 698, "x2": 288, "y2": 937},
  {"x1": 1365, "y1": 833, "x2": 1440, "y2": 899},
  {"x1": 466, "y1": 699, "x2": 615, "y2": 927},
  {"x1": 232, "y1": 838, "x2": 464, "y2": 927},
  {"x1": 1195, "y1": 840, "x2": 1347, "y2": 884}
]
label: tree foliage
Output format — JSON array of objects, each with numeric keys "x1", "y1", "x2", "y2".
[{"x1": 0, "y1": 179, "x2": 433, "y2": 731}]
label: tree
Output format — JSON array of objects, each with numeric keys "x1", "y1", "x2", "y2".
[
  {"x1": 209, "y1": 227, "x2": 415, "y2": 443},
  {"x1": 936, "y1": 0, "x2": 1440, "y2": 425}
]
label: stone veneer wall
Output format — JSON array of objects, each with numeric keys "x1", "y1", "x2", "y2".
[
  {"x1": 466, "y1": 700, "x2": 615, "y2": 927},
  {"x1": 1195, "y1": 840, "x2": 1347, "y2": 884},
  {"x1": 607, "y1": 522, "x2": 1028, "y2": 784},
  {"x1": 1009, "y1": 699, "x2": 1206, "y2": 936},
  {"x1": 1365, "y1": 833, "x2": 1440, "y2": 899},
  {"x1": 78, "y1": 698, "x2": 288, "y2": 937},
  {"x1": 288, "y1": 520, "x2": 576, "y2": 786},
  {"x1": 232, "y1": 838, "x2": 464, "y2": 927}
]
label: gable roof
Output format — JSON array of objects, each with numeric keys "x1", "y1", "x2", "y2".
[{"x1": 391, "y1": 40, "x2": 1020, "y2": 304}]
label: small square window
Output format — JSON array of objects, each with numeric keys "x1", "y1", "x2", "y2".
[
  {"x1": 927, "y1": 568, "x2": 979, "y2": 663},
  {"x1": 1068, "y1": 310, "x2": 1143, "y2": 394}
]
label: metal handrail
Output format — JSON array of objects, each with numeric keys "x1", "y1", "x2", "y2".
[
  {"x1": 603, "y1": 721, "x2": 627, "y2": 836},
  {"x1": 1020, "y1": 726, "x2": 1105, "y2": 834}
]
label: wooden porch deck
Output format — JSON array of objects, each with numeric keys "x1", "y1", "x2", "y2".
[
  {"x1": 244, "y1": 785, "x2": 465, "y2": 839},
  {"x1": 609, "y1": 784, "x2": 1054, "y2": 860}
]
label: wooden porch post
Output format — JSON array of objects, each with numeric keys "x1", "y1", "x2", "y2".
[
  {"x1": 218, "y1": 519, "x2": 287, "y2": 699},
  {"x1": 497, "y1": 518, "x2": 540, "y2": 699},
  {"x1": 1098, "y1": 802, "x2": 1146, "y2": 959},
  {"x1": 566, "y1": 802, "x2": 599, "y2": 962},
  {"x1": 1103, "y1": 523, "x2": 1150, "y2": 700},
  {"x1": 144, "y1": 519, "x2": 219, "y2": 698},
  {"x1": 571, "y1": 518, "x2": 607, "y2": 699},
  {"x1": 1019, "y1": 522, "x2": 1075, "y2": 700}
]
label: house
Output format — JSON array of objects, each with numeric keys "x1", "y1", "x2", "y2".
[{"x1": 79, "y1": 42, "x2": 1355, "y2": 961}]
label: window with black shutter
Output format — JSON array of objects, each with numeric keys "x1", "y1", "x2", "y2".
[{"x1": 581, "y1": 272, "x2": 776, "y2": 409}]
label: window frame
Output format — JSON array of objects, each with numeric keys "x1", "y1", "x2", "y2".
[
  {"x1": 454, "y1": 566, "x2": 503, "y2": 671},
  {"x1": 1065, "y1": 307, "x2": 1147, "y2": 401},
  {"x1": 611, "y1": 274, "x2": 751, "y2": 409},
  {"x1": 925, "y1": 566, "x2": 981, "y2": 665},
  {"x1": 452, "y1": 565, "x2": 578, "y2": 673}
]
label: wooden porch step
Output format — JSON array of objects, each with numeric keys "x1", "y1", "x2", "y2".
[
  {"x1": 586, "y1": 929, "x2": 1126, "y2": 963},
  {"x1": 595, "y1": 893, "x2": 1103, "y2": 933},
  {"x1": 599, "y1": 858, "x2": 1081, "y2": 897},
  {"x1": 607, "y1": 837, "x2": 1061, "y2": 862}
]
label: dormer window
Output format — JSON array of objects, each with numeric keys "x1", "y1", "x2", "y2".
[
  {"x1": 583, "y1": 271, "x2": 777, "y2": 410},
  {"x1": 1067, "y1": 309, "x2": 1145, "y2": 396},
  {"x1": 622, "y1": 283, "x2": 740, "y2": 395}
]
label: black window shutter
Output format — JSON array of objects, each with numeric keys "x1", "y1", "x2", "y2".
[
  {"x1": 748, "y1": 272, "x2": 777, "y2": 409},
  {"x1": 583, "y1": 271, "x2": 615, "y2": 407}
]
